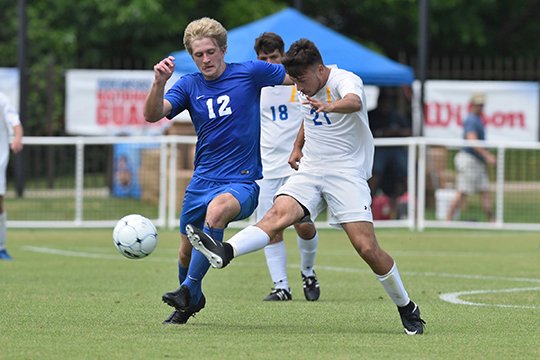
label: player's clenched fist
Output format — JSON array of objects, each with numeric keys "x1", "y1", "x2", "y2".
[{"x1": 153, "y1": 56, "x2": 175, "y2": 83}]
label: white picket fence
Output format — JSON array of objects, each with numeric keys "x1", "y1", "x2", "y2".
[{"x1": 7, "y1": 136, "x2": 540, "y2": 231}]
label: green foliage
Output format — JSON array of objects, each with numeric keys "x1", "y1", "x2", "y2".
[
  {"x1": 2, "y1": 0, "x2": 538, "y2": 67},
  {"x1": 299, "y1": 0, "x2": 540, "y2": 58},
  {"x1": 219, "y1": 0, "x2": 287, "y2": 28},
  {"x1": 0, "y1": 2, "x2": 18, "y2": 65}
]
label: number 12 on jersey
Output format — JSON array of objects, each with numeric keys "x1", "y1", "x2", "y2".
[{"x1": 206, "y1": 95, "x2": 232, "y2": 119}]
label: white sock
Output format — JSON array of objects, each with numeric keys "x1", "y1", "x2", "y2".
[
  {"x1": 0, "y1": 212, "x2": 6, "y2": 251},
  {"x1": 228, "y1": 225, "x2": 271, "y2": 257},
  {"x1": 264, "y1": 241, "x2": 289, "y2": 289},
  {"x1": 376, "y1": 262, "x2": 410, "y2": 307},
  {"x1": 297, "y1": 231, "x2": 318, "y2": 277}
]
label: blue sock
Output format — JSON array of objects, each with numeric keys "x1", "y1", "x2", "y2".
[
  {"x1": 178, "y1": 262, "x2": 188, "y2": 286},
  {"x1": 183, "y1": 226, "x2": 224, "y2": 304}
]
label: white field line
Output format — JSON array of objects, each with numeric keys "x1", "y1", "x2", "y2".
[
  {"x1": 439, "y1": 287, "x2": 540, "y2": 309},
  {"x1": 22, "y1": 246, "x2": 540, "y2": 309}
]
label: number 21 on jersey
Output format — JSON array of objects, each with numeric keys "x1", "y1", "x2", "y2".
[{"x1": 310, "y1": 107, "x2": 331, "y2": 126}]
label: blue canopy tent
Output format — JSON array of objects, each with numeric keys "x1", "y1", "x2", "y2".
[{"x1": 170, "y1": 8, "x2": 414, "y2": 86}]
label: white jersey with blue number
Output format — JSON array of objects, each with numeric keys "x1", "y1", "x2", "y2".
[
  {"x1": 0, "y1": 92, "x2": 20, "y2": 157},
  {"x1": 298, "y1": 67, "x2": 374, "y2": 179},
  {"x1": 260, "y1": 85, "x2": 302, "y2": 179}
]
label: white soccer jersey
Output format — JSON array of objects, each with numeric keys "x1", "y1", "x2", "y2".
[
  {"x1": 260, "y1": 85, "x2": 303, "y2": 179},
  {"x1": 298, "y1": 67, "x2": 374, "y2": 179},
  {"x1": 0, "y1": 92, "x2": 21, "y2": 194},
  {"x1": 0, "y1": 93, "x2": 20, "y2": 155}
]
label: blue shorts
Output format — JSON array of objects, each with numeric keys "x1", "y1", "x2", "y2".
[{"x1": 179, "y1": 175, "x2": 260, "y2": 235}]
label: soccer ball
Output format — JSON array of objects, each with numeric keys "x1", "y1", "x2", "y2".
[{"x1": 112, "y1": 214, "x2": 158, "y2": 259}]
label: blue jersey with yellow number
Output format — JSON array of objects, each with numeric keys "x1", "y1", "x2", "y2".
[{"x1": 165, "y1": 61, "x2": 285, "y2": 181}]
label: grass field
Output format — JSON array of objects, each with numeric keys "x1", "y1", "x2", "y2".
[{"x1": 1, "y1": 228, "x2": 539, "y2": 359}]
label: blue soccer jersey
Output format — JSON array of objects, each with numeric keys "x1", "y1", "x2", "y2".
[
  {"x1": 165, "y1": 61, "x2": 285, "y2": 181},
  {"x1": 463, "y1": 113, "x2": 486, "y2": 163}
]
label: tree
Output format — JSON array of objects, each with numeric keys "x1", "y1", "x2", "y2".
[{"x1": 297, "y1": 0, "x2": 540, "y2": 58}]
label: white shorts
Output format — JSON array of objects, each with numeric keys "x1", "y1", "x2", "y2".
[
  {"x1": 276, "y1": 169, "x2": 373, "y2": 226},
  {"x1": 255, "y1": 177, "x2": 290, "y2": 222},
  {"x1": 454, "y1": 151, "x2": 490, "y2": 194},
  {"x1": 0, "y1": 149, "x2": 8, "y2": 195}
]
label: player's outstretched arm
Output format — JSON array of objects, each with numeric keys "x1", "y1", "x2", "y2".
[
  {"x1": 306, "y1": 93, "x2": 361, "y2": 114},
  {"x1": 144, "y1": 56, "x2": 175, "y2": 123},
  {"x1": 10, "y1": 124, "x2": 23, "y2": 154}
]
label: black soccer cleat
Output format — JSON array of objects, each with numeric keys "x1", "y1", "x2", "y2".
[
  {"x1": 162, "y1": 285, "x2": 191, "y2": 312},
  {"x1": 398, "y1": 301, "x2": 426, "y2": 335},
  {"x1": 263, "y1": 287, "x2": 292, "y2": 301},
  {"x1": 162, "y1": 293, "x2": 206, "y2": 325},
  {"x1": 186, "y1": 224, "x2": 232, "y2": 268},
  {"x1": 302, "y1": 272, "x2": 320, "y2": 301}
]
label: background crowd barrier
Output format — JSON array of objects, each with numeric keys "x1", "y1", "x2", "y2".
[{"x1": 6, "y1": 136, "x2": 540, "y2": 231}]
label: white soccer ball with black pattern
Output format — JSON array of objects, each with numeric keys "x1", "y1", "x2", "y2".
[{"x1": 113, "y1": 214, "x2": 158, "y2": 259}]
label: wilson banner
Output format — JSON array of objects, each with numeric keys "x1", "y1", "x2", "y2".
[{"x1": 414, "y1": 80, "x2": 539, "y2": 141}]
